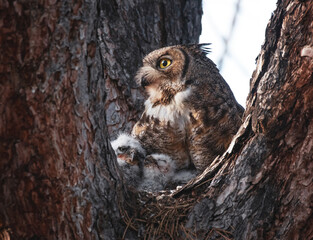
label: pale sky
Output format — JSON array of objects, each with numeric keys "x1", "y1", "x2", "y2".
[{"x1": 200, "y1": 0, "x2": 277, "y2": 107}]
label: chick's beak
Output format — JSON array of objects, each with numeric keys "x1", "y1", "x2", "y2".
[{"x1": 129, "y1": 149, "x2": 136, "y2": 163}]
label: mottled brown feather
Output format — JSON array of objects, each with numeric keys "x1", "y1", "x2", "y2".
[{"x1": 132, "y1": 44, "x2": 244, "y2": 172}]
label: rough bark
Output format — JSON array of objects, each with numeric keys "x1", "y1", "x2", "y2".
[
  {"x1": 0, "y1": 0, "x2": 201, "y2": 239},
  {"x1": 0, "y1": 1, "x2": 125, "y2": 239}
]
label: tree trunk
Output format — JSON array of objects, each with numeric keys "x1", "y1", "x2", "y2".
[{"x1": 0, "y1": 0, "x2": 201, "y2": 239}]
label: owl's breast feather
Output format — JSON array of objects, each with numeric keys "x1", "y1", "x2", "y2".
[{"x1": 144, "y1": 87, "x2": 192, "y2": 127}]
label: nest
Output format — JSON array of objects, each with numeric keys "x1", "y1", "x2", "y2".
[
  {"x1": 119, "y1": 154, "x2": 235, "y2": 239},
  {"x1": 121, "y1": 191, "x2": 194, "y2": 239},
  {"x1": 118, "y1": 119, "x2": 250, "y2": 239}
]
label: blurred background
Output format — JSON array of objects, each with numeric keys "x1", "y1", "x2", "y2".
[{"x1": 200, "y1": 0, "x2": 277, "y2": 107}]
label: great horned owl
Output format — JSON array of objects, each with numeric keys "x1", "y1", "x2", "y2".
[{"x1": 132, "y1": 44, "x2": 244, "y2": 172}]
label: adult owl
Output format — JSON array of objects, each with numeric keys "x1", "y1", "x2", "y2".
[{"x1": 132, "y1": 44, "x2": 244, "y2": 172}]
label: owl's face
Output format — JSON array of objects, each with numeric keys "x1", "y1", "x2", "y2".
[
  {"x1": 111, "y1": 134, "x2": 145, "y2": 165},
  {"x1": 136, "y1": 46, "x2": 190, "y2": 105}
]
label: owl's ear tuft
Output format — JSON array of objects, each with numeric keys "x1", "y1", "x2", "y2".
[
  {"x1": 197, "y1": 43, "x2": 211, "y2": 55},
  {"x1": 180, "y1": 43, "x2": 211, "y2": 63},
  {"x1": 182, "y1": 43, "x2": 211, "y2": 55}
]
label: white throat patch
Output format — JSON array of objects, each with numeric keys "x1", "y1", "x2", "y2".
[{"x1": 145, "y1": 88, "x2": 191, "y2": 124}]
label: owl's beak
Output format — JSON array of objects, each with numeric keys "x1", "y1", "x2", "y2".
[
  {"x1": 127, "y1": 149, "x2": 138, "y2": 165},
  {"x1": 130, "y1": 150, "x2": 135, "y2": 161},
  {"x1": 141, "y1": 77, "x2": 150, "y2": 88}
]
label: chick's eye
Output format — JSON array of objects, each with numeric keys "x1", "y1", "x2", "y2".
[
  {"x1": 118, "y1": 146, "x2": 129, "y2": 152},
  {"x1": 158, "y1": 58, "x2": 172, "y2": 69}
]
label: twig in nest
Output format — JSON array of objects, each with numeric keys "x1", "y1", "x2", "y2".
[
  {"x1": 139, "y1": 195, "x2": 197, "y2": 239},
  {"x1": 205, "y1": 227, "x2": 233, "y2": 240},
  {"x1": 180, "y1": 224, "x2": 195, "y2": 240},
  {"x1": 122, "y1": 216, "x2": 134, "y2": 239},
  {"x1": 214, "y1": 228, "x2": 233, "y2": 240},
  {"x1": 0, "y1": 227, "x2": 11, "y2": 240}
]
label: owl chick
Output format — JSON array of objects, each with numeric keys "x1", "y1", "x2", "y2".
[
  {"x1": 111, "y1": 133, "x2": 145, "y2": 187},
  {"x1": 139, "y1": 153, "x2": 176, "y2": 192},
  {"x1": 132, "y1": 44, "x2": 244, "y2": 172},
  {"x1": 111, "y1": 134, "x2": 178, "y2": 191}
]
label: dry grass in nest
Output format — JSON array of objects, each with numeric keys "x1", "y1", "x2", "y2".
[
  {"x1": 137, "y1": 192, "x2": 196, "y2": 239},
  {"x1": 119, "y1": 166, "x2": 231, "y2": 239},
  {"x1": 118, "y1": 182, "x2": 201, "y2": 238},
  {"x1": 121, "y1": 188, "x2": 233, "y2": 239}
]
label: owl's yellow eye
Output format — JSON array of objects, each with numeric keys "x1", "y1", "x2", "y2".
[{"x1": 158, "y1": 58, "x2": 172, "y2": 69}]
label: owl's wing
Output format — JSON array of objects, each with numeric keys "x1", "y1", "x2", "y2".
[
  {"x1": 132, "y1": 113, "x2": 191, "y2": 170},
  {"x1": 186, "y1": 81, "x2": 244, "y2": 171}
]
